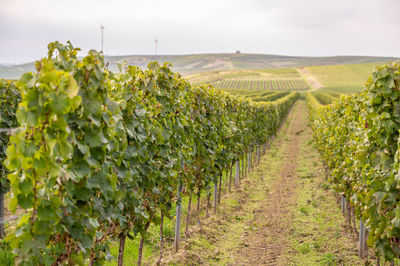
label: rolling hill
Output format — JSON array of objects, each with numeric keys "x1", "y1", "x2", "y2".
[
  {"x1": 306, "y1": 62, "x2": 389, "y2": 93},
  {"x1": 0, "y1": 53, "x2": 398, "y2": 79}
]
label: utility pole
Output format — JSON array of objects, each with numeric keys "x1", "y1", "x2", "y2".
[
  {"x1": 100, "y1": 24, "x2": 105, "y2": 53},
  {"x1": 155, "y1": 38, "x2": 158, "y2": 56}
]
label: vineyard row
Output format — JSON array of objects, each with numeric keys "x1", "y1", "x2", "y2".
[
  {"x1": 306, "y1": 63, "x2": 400, "y2": 263},
  {"x1": 210, "y1": 78, "x2": 309, "y2": 91},
  {"x1": 0, "y1": 42, "x2": 299, "y2": 265}
]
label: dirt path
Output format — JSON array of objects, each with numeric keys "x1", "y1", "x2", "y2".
[
  {"x1": 233, "y1": 98, "x2": 304, "y2": 265},
  {"x1": 297, "y1": 67, "x2": 323, "y2": 91},
  {"x1": 163, "y1": 100, "x2": 364, "y2": 265}
]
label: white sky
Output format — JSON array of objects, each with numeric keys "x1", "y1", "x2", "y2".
[{"x1": 0, "y1": 0, "x2": 399, "y2": 63}]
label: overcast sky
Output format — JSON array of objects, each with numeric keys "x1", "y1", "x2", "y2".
[{"x1": 0, "y1": 0, "x2": 399, "y2": 64}]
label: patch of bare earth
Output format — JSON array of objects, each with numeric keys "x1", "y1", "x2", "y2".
[
  {"x1": 297, "y1": 67, "x2": 323, "y2": 91},
  {"x1": 160, "y1": 101, "x2": 307, "y2": 265},
  {"x1": 233, "y1": 101, "x2": 305, "y2": 265},
  {"x1": 160, "y1": 101, "x2": 366, "y2": 266}
]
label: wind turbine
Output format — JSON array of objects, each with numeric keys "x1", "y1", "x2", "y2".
[{"x1": 100, "y1": 23, "x2": 105, "y2": 53}]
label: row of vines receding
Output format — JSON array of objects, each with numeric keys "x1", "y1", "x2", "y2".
[
  {"x1": 0, "y1": 41, "x2": 299, "y2": 265},
  {"x1": 307, "y1": 63, "x2": 400, "y2": 262}
]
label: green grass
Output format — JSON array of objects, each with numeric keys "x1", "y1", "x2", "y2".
[
  {"x1": 116, "y1": 100, "x2": 368, "y2": 265},
  {"x1": 307, "y1": 62, "x2": 394, "y2": 94},
  {"x1": 0, "y1": 242, "x2": 14, "y2": 266},
  {"x1": 105, "y1": 158, "x2": 249, "y2": 265},
  {"x1": 287, "y1": 122, "x2": 365, "y2": 265},
  {"x1": 159, "y1": 115, "x2": 292, "y2": 265}
]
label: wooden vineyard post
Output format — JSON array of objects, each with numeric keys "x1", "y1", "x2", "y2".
[
  {"x1": 245, "y1": 152, "x2": 248, "y2": 176},
  {"x1": 352, "y1": 207, "x2": 358, "y2": 235},
  {"x1": 229, "y1": 165, "x2": 232, "y2": 192},
  {"x1": 255, "y1": 147, "x2": 258, "y2": 166},
  {"x1": 253, "y1": 148, "x2": 255, "y2": 167},
  {"x1": 341, "y1": 195, "x2": 346, "y2": 215},
  {"x1": 241, "y1": 157, "x2": 245, "y2": 178},
  {"x1": 213, "y1": 182, "x2": 218, "y2": 212},
  {"x1": 185, "y1": 195, "x2": 191, "y2": 237},
  {"x1": 218, "y1": 174, "x2": 222, "y2": 204},
  {"x1": 196, "y1": 193, "x2": 201, "y2": 225},
  {"x1": 365, "y1": 230, "x2": 369, "y2": 258},
  {"x1": 224, "y1": 169, "x2": 228, "y2": 192},
  {"x1": 248, "y1": 145, "x2": 251, "y2": 172},
  {"x1": 138, "y1": 238, "x2": 144, "y2": 266},
  {"x1": 255, "y1": 147, "x2": 257, "y2": 166},
  {"x1": 253, "y1": 148, "x2": 256, "y2": 168},
  {"x1": 235, "y1": 160, "x2": 240, "y2": 186},
  {"x1": 206, "y1": 188, "x2": 211, "y2": 217},
  {"x1": 238, "y1": 158, "x2": 241, "y2": 181},
  {"x1": 118, "y1": 233, "x2": 126, "y2": 266},
  {"x1": 174, "y1": 183, "x2": 183, "y2": 251},
  {"x1": 157, "y1": 211, "x2": 165, "y2": 265},
  {"x1": 252, "y1": 149, "x2": 255, "y2": 168},
  {"x1": 359, "y1": 218, "x2": 366, "y2": 258}
]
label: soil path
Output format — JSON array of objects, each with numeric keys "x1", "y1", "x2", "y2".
[
  {"x1": 232, "y1": 97, "x2": 304, "y2": 265},
  {"x1": 297, "y1": 67, "x2": 323, "y2": 91},
  {"x1": 164, "y1": 100, "x2": 363, "y2": 265}
]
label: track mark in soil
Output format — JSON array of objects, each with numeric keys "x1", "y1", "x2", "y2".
[{"x1": 297, "y1": 67, "x2": 323, "y2": 91}]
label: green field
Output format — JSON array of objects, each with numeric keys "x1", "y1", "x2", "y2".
[
  {"x1": 1, "y1": 54, "x2": 397, "y2": 79},
  {"x1": 188, "y1": 62, "x2": 400, "y2": 94},
  {"x1": 189, "y1": 68, "x2": 310, "y2": 92},
  {"x1": 210, "y1": 79, "x2": 309, "y2": 91},
  {"x1": 311, "y1": 91, "x2": 337, "y2": 105},
  {"x1": 306, "y1": 62, "x2": 392, "y2": 93}
]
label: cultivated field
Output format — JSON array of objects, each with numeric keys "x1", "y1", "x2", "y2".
[
  {"x1": 1, "y1": 54, "x2": 398, "y2": 79},
  {"x1": 210, "y1": 79, "x2": 309, "y2": 91},
  {"x1": 187, "y1": 61, "x2": 399, "y2": 94},
  {"x1": 306, "y1": 62, "x2": 389, "y2": 93},
  {"x1": 188, "y1": 68, "x2": 310, "y2": 92}
]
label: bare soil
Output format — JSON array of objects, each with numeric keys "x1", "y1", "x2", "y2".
[
  {"x1": 161, "y1": 100, "x2": 364, "y2": 265},
  {"x1": 233, "y1": 99, "x2": 304, "y2": 265},
  {"x1": 297, "y1": 67, "x2": 323, "y2": 91}
]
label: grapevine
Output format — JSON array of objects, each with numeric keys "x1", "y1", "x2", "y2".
[
  {"x1": 307, "y1": 63, "x2": 400, "y2": 262},
  {"x1": 2, "y1": 42, "x2": 300, "y2": 264}
]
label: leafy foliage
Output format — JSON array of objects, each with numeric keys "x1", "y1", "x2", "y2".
[
  {"x1": 0, "y1": 80, "x2": 21, "y2": 194},
  {"x1": 251, "y1": 91, "x2": 290, "y2": 102},
  {"x1": 307, "y1": 63, "x2": 400, "y2": 261},
  {"x1": 3, "y1": 42, "x2": 299, "y2": 264},
  {"x1": 311, "y1": 91, "x2": 337, "y2": 105}
]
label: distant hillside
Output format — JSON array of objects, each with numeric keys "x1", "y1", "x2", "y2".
[
  {"x1": 0, "y1": 53, "x2": 398, "y2": 79},
  {"x1": 307, "y1": 62, "x2": 389, "y2": 94}
]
